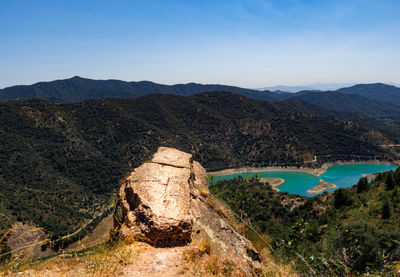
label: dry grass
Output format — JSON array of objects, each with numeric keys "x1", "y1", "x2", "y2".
[
  {"x1": 198, "y1": 186, "x2": 210, "y2": 198},
  {"x1": 258, "y1": 248, "x2": 299, "y2": 277},
  {"x1": 67, "y1": 214, "x2": 113, "y2": 251},
  {"x1": 205, "y1": 197, "x2": 247, "y2": 235},
  {"x1": 0, "y1": 224, "x2": 52, "y2": 273},
  {"x1": 180, "y1": 239, "x2": 246, "y2": 276},
  {"x1": 204, "y1": 196, "x2": 301, "y2": 277},
  {"x1": 0, "y1": 188, "x2": 300, "y2": 277},
  {"x1": 1, "y1": 239, "x2": 141, "y2": 277},
  {"x1": 183, "y1": 239, "x2": 211, "y2": 263}
]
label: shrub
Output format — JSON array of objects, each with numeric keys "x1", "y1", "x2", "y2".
[
  {"x1": 386, "y1": 171, "x2": 395, "y2": 190},
  {"x1": 356, "y1": 177, "x2": 369, "y2": 193},
  {"x1": 334, "y1": 189, "x2": 353, "y2": 209},
  {"x1": 381, "y1": 199, "x2": 392, "y2": 219},
  {"x1": 394, "y1": 167, "x2": 400, "y2": 186},
  {"x1": 327, "y1": 222, "x2": 400, "y2": 272}
]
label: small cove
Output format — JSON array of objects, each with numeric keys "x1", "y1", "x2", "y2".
[{"x1": 212, "y1": 163, "x2": 398, "y2": 196}]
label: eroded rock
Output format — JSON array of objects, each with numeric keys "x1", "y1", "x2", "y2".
[
  {"x1": 116, "y1": 148, "x2": 193, "y2": 246},
  {"x1": 114, "y1": 147, "x2": 260, "y2": 273}
]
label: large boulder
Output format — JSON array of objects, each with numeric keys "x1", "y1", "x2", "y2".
[
  {"x1": 115, "y1": 147, "x2": 193, "y2": 246},
  {"x1": 114, "y1": 147, "x2": 260, "y2": 271}
]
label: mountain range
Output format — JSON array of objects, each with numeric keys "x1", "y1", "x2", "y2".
[
  {"x1": 259, "y1": 83, "x2": 356, "y2": 92},
  {"x1": 1, "y1": 77, "x2": 400, "y2": 118}
]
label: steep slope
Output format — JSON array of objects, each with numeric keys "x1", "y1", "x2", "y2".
[
  {"x1": 1, "y1": 148, "x2": 264, "y2": 277},
  {"x1": 278, "y1": 98, "x2": 353, "y2": 119},
  {"x1": 337, "y1": 83, "x2": 400, "y2": 105},
  {"x1": 0, "y1": 92, "x2": 396, "y2": 240}
]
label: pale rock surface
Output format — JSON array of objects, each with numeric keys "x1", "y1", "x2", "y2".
[
  {"x1": 115, "y1": 147, "x2": 261, "y2": 273},
  {"x1": 152, "y1": 146, "x2": 193, "y2": 168}
]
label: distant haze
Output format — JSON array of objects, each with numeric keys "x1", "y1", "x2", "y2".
[
  {"x1": 1, "y1": 1, "x2": 400, "y2": 88},
  {"x1": 259, "y1": 83, "x2": 357, "y2": 93}
]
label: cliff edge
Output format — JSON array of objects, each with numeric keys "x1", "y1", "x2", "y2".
[{"x1": 114, "y1": 147, "x2": 261, "y2": 274}]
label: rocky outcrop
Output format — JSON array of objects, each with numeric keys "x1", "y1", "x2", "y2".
[{"x1": 114, "y1": 147, "x2": 260, "y2": 272}]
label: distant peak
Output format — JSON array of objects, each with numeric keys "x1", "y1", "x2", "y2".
[{"x1": 344, "y1": 83, "x2": 394, "y2": 89}]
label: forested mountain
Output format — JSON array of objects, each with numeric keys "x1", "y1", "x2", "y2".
[
  {"x1": 0, "y1": 76, "x2": 280, "y2": 102},
  {"x1": 338, "y1": 83, "x2": 400, "y2": 105},
  {"x1": 0, "y1": 92, "x2": 396, "y2": 240},
  {"x1": 289, "y1": 90, "x2": 400, "y2": 118},
  {"x1": 2, "y1": 77, "x2": 400, "y2": 119}
]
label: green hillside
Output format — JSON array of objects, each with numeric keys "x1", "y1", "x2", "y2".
[
  {"x1": 0, "y1": 92, "x2": 397, "y2": 243},
  {"x1": 0, "y1": 76, "x2": 280, "y2": 102},
  {"x1": 338, "y1": 83, "x2": 400, "y2": 106},
  {"x1": 209, "y1": 168, "x2": 400, "y2": 276},
  {"x1": 293, "y1": 91, "x2": 400, "y2": 118}
]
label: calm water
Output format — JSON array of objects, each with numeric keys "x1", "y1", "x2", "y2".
[{"x1": 212, "y1": 163, "x2": 398, "y2": 197}]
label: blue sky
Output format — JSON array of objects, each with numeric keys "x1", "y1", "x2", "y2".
[{"x1": 1, "y1": 0, "x2": 399, "y2": 88}]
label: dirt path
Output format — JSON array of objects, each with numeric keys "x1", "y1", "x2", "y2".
[
  {"x1": 121, "y1": 245, "x2": 188, "y2": 277},
  {"x1": 6, "y1": 243, "x2": 190, "y2": 277},
  {"x1": 57, "y1": 204, "x2": 113, "y2": 242},
  {"x1": 66, "y1": 214, "x2": 113, "y2": 251}
]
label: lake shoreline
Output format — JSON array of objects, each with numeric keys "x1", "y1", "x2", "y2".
[
  {"x1": 260, "y1": 177, "x2": 285, "y2": 192},
  {"x1": 208, "y1": 160, "x2": 398, "y2": 178},
  {"x1": 306, "y1": 180, "x2": 337, "y2": 194}
]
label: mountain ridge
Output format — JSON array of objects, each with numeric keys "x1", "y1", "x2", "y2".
[
  {"x1": 2, "y1": 77, "x2": 400, "y2": 119},
  {"x1": 0, "y1": 76, "x2": 280, "y2": 102},
  {"x1": 337, "y1": 83, "x2": 400, "y2": 106}
]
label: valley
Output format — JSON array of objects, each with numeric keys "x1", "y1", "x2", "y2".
[
  {"x1": 1, "y1": 82, "x2": 400, "y2": 276},
  {"x1": 3, "y1": 1, "x2": 400, "y2": 275}
]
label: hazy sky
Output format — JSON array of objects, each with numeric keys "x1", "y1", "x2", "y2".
[{"x1": 1, "y1": 0, "x2": 399, "y2": 88}]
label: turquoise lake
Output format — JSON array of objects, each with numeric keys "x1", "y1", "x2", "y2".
[{"x1": 212, "y1": 163, "x2": 398, "y2": 197}]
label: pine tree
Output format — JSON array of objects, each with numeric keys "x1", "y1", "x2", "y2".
[
  {"x1": 357, "y1": 177, "x2": 369, "y2": 193},
  {"x1": 382, "y1": 199, "x2": 392, "y2": 219},
  {"x1": 394, "y1": 167, "x2": 400, "y2": 186},
  {"x1": 334, "y1": 189, "x2": 353, "y2": 208},
  {"x1": 386, "y1": 171, "x2": 395, "y2": 190}
]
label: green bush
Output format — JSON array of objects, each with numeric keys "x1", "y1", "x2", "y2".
[
  {"x1": 327, "y1": 222, "x2": 400, "y2": 272},
  {"x1": 334, "y1": 189, "x2": 353, "y2": 208},
  {"x1": 386, "y1": 171, "x2": 395, "y2": 190},
  {"x1": 381, "y1": 199, "x2": 392, "y2": 219},
  {"x1": 357, "y1": 177, "x2": 369, "y2": 193}
]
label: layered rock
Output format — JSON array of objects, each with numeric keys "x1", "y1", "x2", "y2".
[{"x1": 114, "y1": 147, "x2": 260, "y2": 271}]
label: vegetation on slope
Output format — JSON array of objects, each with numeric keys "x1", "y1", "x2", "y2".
[
  {"x1": 292, "y1": 91, "x2": 400, "y2": 118},
  {"x1": 209, "y1": 167, "x2": 400, "y2": 276},
  {"x1": 0, "y1": 75, "x2": 280, "y2": 102},
  {"x1": 0, "y1": 92, "x2": 397, "y2": 245},
  {"x1": 338, "y1": 83, "x2": 400, "y2": 106},
  {"x1": 2, "y1": 77, "x2": 400, "y2": 119}
]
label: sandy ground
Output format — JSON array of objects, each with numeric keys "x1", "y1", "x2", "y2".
[
  {"x1": 6, "y1": 243, "x2": 189, "y2": 277},
  {"x1": 306, "y1": 180, "x2": 337, "y2": 194},
  {"x1": 260, "y1": 177, "x2": 285, "y2": 192},
  {"x1": 121, "y1": 245, "x2": 187, "y2": 277}
]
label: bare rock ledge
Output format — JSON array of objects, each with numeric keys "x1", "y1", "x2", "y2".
[{"x1": 114, "y1": 147, "x2": 260, "y2": 272}]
